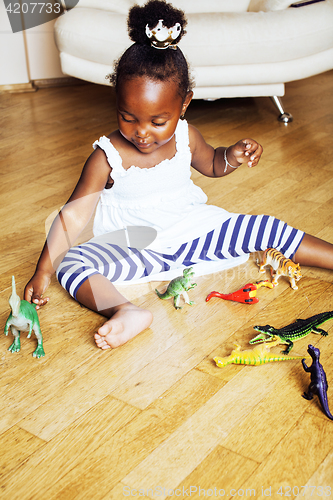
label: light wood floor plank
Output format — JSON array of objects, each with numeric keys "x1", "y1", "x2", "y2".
[
  {"x1": 1, "y1": 369, "x2": 224, "y2": 499},
  {"x1": 240, "y1": 412, "x2": 333, "y2": 495},
  {"x1": 0, "y1": 426, "x2": 45, "y2": 480},
  {"x1": 176, "y1": 446, "x2": 258, "y2": 500},
  {"x1": 0, "y1": 397, "x2": 140, "y2": 500},
  {"x1": 122, "y1": 361, "x2": 302, "y2": 499},
  {"x1": 302, "y1": 451, "x2": 333, "y2": 499}
]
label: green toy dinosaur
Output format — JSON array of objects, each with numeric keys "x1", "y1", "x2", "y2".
[
  {"x1": 155, "y1": 267, "x2": 197, "y2": 309},
  {"x1": 4, "y1": 276, "x2": 45, "y2": 358},
  {"x1": 214, "y1": 343, "x2": 308, "y2": 368},
  {"x1": 250, "y1": 311, "x2": 333, "y2": 354}
]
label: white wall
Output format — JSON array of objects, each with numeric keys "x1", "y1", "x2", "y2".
[
  {"x1": 0, "y1": 1, "x2": 65, "y2": 86},
  {"x1": 0, "y1": 1, "x2": 29, "y2": 85}
]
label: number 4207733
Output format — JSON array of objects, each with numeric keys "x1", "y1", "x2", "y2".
[
  {"x1": 276, "y1": 485, "x2": 331, "y2": 496},
  {"x1": 5, "y1": 3, "x2": 62, "y2": 14}
]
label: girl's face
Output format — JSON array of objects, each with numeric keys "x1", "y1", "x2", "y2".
[{"x1": 117, "y1": 76, "x2": 192, "y2": 154}]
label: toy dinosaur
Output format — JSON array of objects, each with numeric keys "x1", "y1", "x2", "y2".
[
  {"x1": 4, "y1": 276, "x2": 45, "y2": 358},
  {"x1": 155, "y1": 267, "x2": 197, "y2": 309},
  {"x1": 302, "y1": 344, "x2": 333, "y2": 420},
  {"x1": 206, "y1": 280, "x2": 274, "y2": 304},
  {"x1": 250, "y1": 311, "x2": 333, "y2": 354},
  {"x1": 213, "y1": 343, "x2": 308, "y2": 368}
]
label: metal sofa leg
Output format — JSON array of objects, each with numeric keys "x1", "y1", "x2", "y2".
[{"x1": 270, "y1": 96, "x2": 293, "y2": 123}]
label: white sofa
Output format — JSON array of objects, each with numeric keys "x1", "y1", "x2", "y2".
[{"x1": 55, "y1": 0, "x2": 333, "y2": 121}]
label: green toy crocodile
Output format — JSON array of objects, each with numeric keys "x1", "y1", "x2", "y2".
[
  {"x1": 214, "y1": 343, "x2": 308, "y2": 368},
  {"x1": 250, "y1": 311, "x2": 333, "y2": 354},
  {"x1": 4, "y1": 276, "x2": 45, "y2": 358},
  {"x1": 155, "y1": 267, "x2": 197, "y2": 309}
]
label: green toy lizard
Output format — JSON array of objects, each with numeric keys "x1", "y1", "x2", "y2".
[
  {"x1": 250, "y1": 311, "x2": 333, "y2": 354},
  {"x1": 214, "y1": 343, "x2": 308, "y2": 367},
  {"x1": 155, "y1": 267, "x2": 197, "y2": 309},
  {"x1": 4, "y1": 276, "x2": 45, "y2": 358}
]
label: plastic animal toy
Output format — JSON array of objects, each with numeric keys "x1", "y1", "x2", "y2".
[
  {"x1": 250, "y1": 311, "x2": 333, "y2": 354},
  {"x1": 302, "y1": 344, "x2": 333, "y2": 420},
  {"x1": 206, "y1": 280, "x2": 273, "y2": 304},
  {"x1": 257, "y1": 248, "x2": 302, "y2": 290},
  {"x1": 155, "y1": 267, "x2": 197, "y2": 309},
  {"x1": 4, "y1": 276, "x2": 45, "y2": 358},
  {"x1": 213, "y1": 343, "x2": 308, "y2": 368}
]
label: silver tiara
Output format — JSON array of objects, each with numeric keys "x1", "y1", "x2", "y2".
[{"x1": 145, "y1": 19, "x2": 181, "y2": 49}]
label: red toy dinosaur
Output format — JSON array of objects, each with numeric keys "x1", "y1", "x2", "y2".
[{"x1": 206, "y1": 280, "x2": 274, "y2": 304}]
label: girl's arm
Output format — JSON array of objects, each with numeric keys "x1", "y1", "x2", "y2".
[
  {"x1": 24, "y1": 147, "x2": 112, "y2": 307},
  {"x1": 188, "y1": 124, "x2": 263, "y2": 178}
]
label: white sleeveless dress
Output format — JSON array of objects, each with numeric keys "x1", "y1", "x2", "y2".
[{"x1": 56, "y1": 120, "x2": 303, "y2": 293}]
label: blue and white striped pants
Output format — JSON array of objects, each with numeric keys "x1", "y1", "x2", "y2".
[{"x1": 56, "y1": 214, "x2": 304, "y2": 299}]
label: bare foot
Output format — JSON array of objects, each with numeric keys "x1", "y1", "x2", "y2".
[{"x1": 94, "y1": 303, "x2": 153, "y2": 349}]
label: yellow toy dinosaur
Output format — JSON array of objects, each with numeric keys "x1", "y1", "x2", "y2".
[{"x1": 214, "y1": 343, "x2": 308, "y2": 368}]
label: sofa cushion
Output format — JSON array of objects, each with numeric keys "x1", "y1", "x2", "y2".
[
  {"x1": 65, "y1": 0, "x2": 134, "y2": 13},
  {"x1": 181, "y1": 1, "x2": 333, "y2": 66},
  {"x1": 159, "y1": 0, "x2": 251, "y2": 13},
  {"x1": 66, "y1": 0, "x2": 251, "y2": 13},
  {"x1": 55, "y1": 8, "x2": 129, "y2": 64},
  {"x1": 249, "y1": 0, "x2": 301, "y2": 11}
]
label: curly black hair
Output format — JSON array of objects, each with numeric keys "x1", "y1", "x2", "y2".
[{"x1": 108, "y1": 0, "x2": 194, "y2": 101}]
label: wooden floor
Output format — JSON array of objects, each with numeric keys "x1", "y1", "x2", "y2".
[{"x1": 1, "y1": 71, "x2": 333, "y2": 499}]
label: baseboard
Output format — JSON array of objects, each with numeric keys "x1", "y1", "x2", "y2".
[
  {"x1": 33, "y1": 76, "x2": 87, "y2": 88},
  {"x1": 0, "y1": 82, "x2": 37, "y2": 94},
  {"x1": 0, "y1": 77, "x2": 86, "y2": 93}
]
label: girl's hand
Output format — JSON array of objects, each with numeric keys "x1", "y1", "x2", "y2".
[
  {"x1": 230, "y1": 139, "x2": 263, "y2": 168},
  {"x1": 24, "y1": 270, "x2": 52, "y2": 309}
]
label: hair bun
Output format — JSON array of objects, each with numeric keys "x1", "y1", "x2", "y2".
[{"x1": 128, "y1": 0, "x2": 187, "y2": 46}]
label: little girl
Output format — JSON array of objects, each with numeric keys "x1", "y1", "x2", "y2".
[{"x1": 25, "y1": 0, "x2": 333, "y2": 350}]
